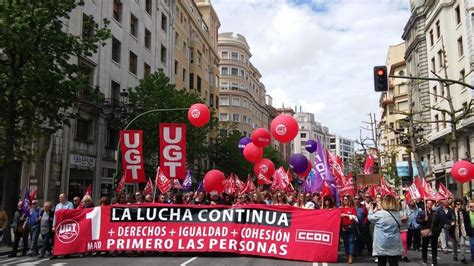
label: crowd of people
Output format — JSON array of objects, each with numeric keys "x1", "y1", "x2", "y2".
[{"x1": 3, "y1": 189, "x2": 474, "y2": 265}]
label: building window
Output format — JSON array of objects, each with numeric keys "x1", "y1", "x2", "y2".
[
  {"x1": 220, "y1": 82, "x2": 228, "y2": 89},
  {"x1": 197, "y1": 75, "x2": 201, "y2": 92},
  {"x1": 231, "y1": 83, "x2": 239, "y2": 90},
  {"x1": 429, "y1": 30, "x2": 434, "y2": 46},
  {"x1": 432, "y1": 85, "x2": 437, "y2": 102},
  {"x1": 143, "y1": 28, "x2": 151, "y2": 49},
  {"x1": 455, "y1": 5, "x2": 461, "y2": 25},
  {"x1": 111, "y1": 80, "x2": 120, "y2": 107},
  {"x1": 240, "y1": 69, "x2": 244, "y2": 77},
  {"x1": 232, "y1": 114, "x2": 240, "y2": 122},
  {"x1": 434, "y1": 114, "x2": 439, "y2": 131},
  {"x1": 431, "y1": 57, "x2": 436, "y2": 72},
  {"x1": 129, "y1": 51, "x2": 137, "y2": 75},
  {"x1": 174, "y1": 60, "x2": 179, "y2": 75},
  {"x1": 183, "y1": 41, "x2": 187, "y2": 55},
  {"x1": 210, "y1": 94, "x2": 214, "y2": 107},
  {"x1": 221, "y1": 67, "x2": 228, "y2": 75},
  {"x1": 219, "y1": 113, "x2": 228, "y2": 121},
  {"x1": 300, "y1": 133, "x2": 307, "y2": 138},
  {"x1": 161, "y1": 13, "x2": 167, "y2": 32},
  {"x1": 113, "y1": 0, "x2": 122, "y2": 23},
  {"x1": 144, "y1": 63, "x2": 150, "y2": 78},
  {"x1": 160, "y1": 45, "x2": 167, "y2": 64},
  {"x1": 76, "y1": 119, "x2": 93, "y2": 143},
  {"x1": 81, "y1": 13, "x2": 94, "y2": 38},
  {"x1": 219, "y1": 97, "x2": 229, "y2": 106},
  {"x1": 190, "y1": 48, "x2": 194, "y2": 63},
  {"x1": 112, "y1": 37, "x2": 121, "y2": 63},
  {"x1": 197, "y1": 51, "x2": 202, "y2": 66},
  {"x1": 231, "y1": 52, "x2": 238, "y2": 60},
  {"x1": 232, "y1": 97, "x2": 241, "y2": 106},
  {"x1": 457, "y1": 37, "x2": 464, "y2": 57},
  {"x1": 437, "y1": 50, "x2": 443, "y2": 68},
  {"x1": 106, "y1": 128, "x2": 119, "y2": 148},
  {"x1": 435, "y1": 20, "x2": 440, "y2": 39},
  {"x1": 175, "y1": 32, "x2": 179, "y2": 47},
  {"x1": 441, "y1": 112, "x2": 446, "y2": 129},
  {"x1": 182, "y1": 68, "x2": 187, "y2": 82},
  {"x1": 189, "y1": 73, "x2": 194, "y2": 90},
  {"x1": 221, "y1": 51, "x2": 228, "y2": 59},
  {"x1": 459, "y1": 69, "x2": 465, "y2": 83},
  {"x1": 145, "y1": 0, "x2": 152, "y2": 15},
  {"x1": 241, "y1": 54, "x2": 245, "y2": 62},
  {"x1": 231, "y1": 67, "x2": 238, "y2": 76},
  {"x1": 130, "y1": 14, "x2": 138, "y2": 37}
]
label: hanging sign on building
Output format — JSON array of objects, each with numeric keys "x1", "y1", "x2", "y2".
[
  {"x1": 120, "y1": 130, "x2": 146, "y2": 183},
  {"x1": 70, "y1": 154, "x2": 96, "y2": 168},
  {"x1": 159, "y1": 123, "x2": 187, "y2": 180}
]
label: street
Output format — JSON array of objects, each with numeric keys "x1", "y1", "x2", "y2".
[{"x1": 0, "y1": 247, "x2": 470, "y2": 266}]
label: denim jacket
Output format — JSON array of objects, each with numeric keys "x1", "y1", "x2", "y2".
[{"x1": 406, "y1": 207, "x2": 421, "y2": 230}]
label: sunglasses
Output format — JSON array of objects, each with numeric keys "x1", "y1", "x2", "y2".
[
  {"x1": 469, "y1": 205, "x2": 474, "y2": 208},
  {"x1": 456, "y1": 203, "x2": 462, "y2": 206}
]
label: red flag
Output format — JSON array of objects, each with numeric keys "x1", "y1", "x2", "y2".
[
  {"x1": 413, "y1": 176, "x2": 427, "y2": 199},
  {"x1": 224, "y1": 174, "x2": 237, "y2": 195},
  {"x1": 257, "y1": 173, "x2": 272, "y2": 185},
  {"x1": 327, "y1": 149, "x2": 345, "y2": 188},
  {"x1": 84, "y1": 184, "x2": 92, "y2": 196},
  {"x1": 116, "y1": 174, "x2": 126, "y2": 194},
  {"x1": 338, "y1": 173, "x2": 355, "y2": 197},
  {"x1": 380, "y1": 176, "x2": 397, "y2": 197},
  {"x1": 286, "y1": 168, "x2": 293, "y2": 182},
  {"x1": 234, "y1": 174, "x2": 245, "y2": 193},
  {"x1": 29, "y1": 187, "x2": 37, "y2": 200},
  {"x1": 363, "y1": 154, "x2": 374, "y2": 175},
  {"x1": 406, "y1": 183, "x2": 421, "y2": 202},
  {"x1": 321, "y1": 181, "x2": 332, "y2": 198},
  {"x1": 415, "y1": 176, "x2": 443, "y2": 201},
  {"x1": 368, "y1": 185, "x2": 377, "y2": 199},
  {"x1": 240, "y1": 176, "x2": 256, "y2": 195},
  {"x1": 155, "y1": 167, "x2": 171, "y2": 193},
  {"x1": 271, "y1": 167, "x2": 289, "y2": 191},
  {"x1": 143, "y1": 178, "x2": 154, "y2": 195},
  {"x1": 172, "y1": 179, "x2": 183, "y2": 190},
  {"x1": 405, "y1": 186, "x2": 412, "y2": 204},
  {"x1": 120, "y1": 130, "x2": 146, "y2": 183},
  {"x1": 438, "y1": 183, "x2": 453, "y2": 199}
]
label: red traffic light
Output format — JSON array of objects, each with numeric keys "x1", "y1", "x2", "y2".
[
  {"x1": 373, "y1": 66, "x2": 388, "y2": 92},
  {"x1": 376, "y1": 69, "x2": 385, "y2": 76}
]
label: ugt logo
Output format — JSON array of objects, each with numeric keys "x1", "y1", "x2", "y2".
[{"x1": 56, "y1": 219, "x2": 80, "y2": 244}]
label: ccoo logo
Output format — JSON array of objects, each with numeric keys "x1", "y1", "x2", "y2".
[
  {"x1": 191, "y1": 109, "x2": 200, "y2": 118},
  {"x1": 56, "y1": 219, "x2": 80, "y2": 244},
  {"x1": 275, "y1": 124, "x2": 287, "y2": 136}
]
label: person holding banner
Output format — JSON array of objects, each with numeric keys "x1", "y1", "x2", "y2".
[
  {"x1": 449, "y1": 199, "x2": 469, "y2": 264},
  {"x1": 368, "y1": 195, "x2": 402, "y2": 266}
]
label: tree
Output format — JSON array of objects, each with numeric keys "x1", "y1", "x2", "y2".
[
  {"x1": 127, "y1": 70, "x2": 216, "y2": 178},
  {"x1": 0, "y1": 0, "x2": 110, "y2": 227}
]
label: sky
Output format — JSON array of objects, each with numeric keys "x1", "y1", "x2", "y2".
[{"x1": 212, "y1": 0, "x2": 410, "y2": 140}]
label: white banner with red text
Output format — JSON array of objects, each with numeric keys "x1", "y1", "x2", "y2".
[{"x1": 53, "y1": 204, "x2": 341, "y2": 262}]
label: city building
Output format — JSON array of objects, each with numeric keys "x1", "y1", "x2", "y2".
[
  {"x1": 275, "y1": 106, "x2": 296, "y2": 161},
  {"x1": 18, "y1": 0, "x2": 178, "y2": 204},
  {"x1": 217, "y1": 32, "x2": 269, "y2": 136},
  {"x1": 423, "y1": 0, "x2": 474, "y2": 194},
  {"x1": 293, "y1": 110, "x2": 331, "y2": 163},
  {"x1": 329, "y1": 135, "x2": 356, "y2": 175}
]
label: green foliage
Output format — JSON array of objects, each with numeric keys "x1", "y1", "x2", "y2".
[
  {"x1": 127, "y1": 70, "x2": 217, "y2": 177},
  {"x1": 0, "y1": 0, "x2": 110, "y2": 163}
]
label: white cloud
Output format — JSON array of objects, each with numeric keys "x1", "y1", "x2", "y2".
[{"x1": 213, "y1": 0, "x2": 410, "y2": 140}]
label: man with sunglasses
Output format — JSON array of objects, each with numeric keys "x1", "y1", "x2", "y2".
[{"x1": 449, "y1": 199, "x2": 469, "y2": 264}]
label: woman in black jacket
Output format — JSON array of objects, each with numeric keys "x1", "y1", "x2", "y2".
[{"x1": 448, "y1": 199, "x2": 470, "y2": 264}]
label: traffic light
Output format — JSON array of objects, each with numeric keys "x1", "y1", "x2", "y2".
[{"x1": 373, "y1": 66, "x2": 388, "y2": 92}]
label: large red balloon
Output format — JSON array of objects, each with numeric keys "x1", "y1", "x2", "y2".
[
  {"x1": 270, "y1": 115, "x2": 298, "y2": 143},
  {"x1": 187, "y1": 103, "x2": 210, "y2": 127},
  {"x1": 251, "y1": 128, "x2": 272, "y2": 148},
  {"x1": 253, "y1": 158, "x2": 275, "y2": 178},
  {"x1": 297, "y1": 161, "x2": 313, "y2": 178},
  {"x1": 243, "y1": 143, "x2": 263, "y2": 163},
  {"x1": 451, "y1": 160, "x2": 474, "y2": 183},
  {"x1": 203, "y1": 170, "x2": 225, "y2": 193}
]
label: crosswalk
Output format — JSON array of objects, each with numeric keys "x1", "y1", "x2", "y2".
[{"x1": 0, "y1": 255, "x2": 56, "y2": 265}]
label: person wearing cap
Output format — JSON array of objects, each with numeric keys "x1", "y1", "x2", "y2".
[{"x1": 26, "y1": 200, "x2": 41, "y2": 256}]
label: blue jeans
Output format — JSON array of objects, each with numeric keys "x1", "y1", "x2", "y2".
[
  {"x1": 342, "y1": 230, "x2": 356, "y2": 256},
  {"x1": 470, "y1": 236, "x2": 474, "y2": 260},
  {"x1": 40, "y1": 233, "x2": 51, "y2": 256}
]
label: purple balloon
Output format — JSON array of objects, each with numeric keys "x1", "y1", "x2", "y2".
[
  {"x1": 305, "y1": 139, "x2": 317, "y2": 153},
  {"x1": 238, "y1": 137, "x2": 252, "y2": 153},
  {"x1": 289, "y1": 154, "x2": 309, "y2": 174}
]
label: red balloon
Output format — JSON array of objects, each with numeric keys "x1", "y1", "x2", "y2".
[
  {"x1": 187, "y1": 103, "x2": 210, "y2": 127},
  {"x1": 243, "y1": 143, "x2": 263, "y2": 163},
  {"x1": 251, "y1": 128, "x2": 272, "y2": 148},
  {"x1": 297, "y1": 161, "x2": 313, "y2": 178},
  {"x1": 451, "y1": 160, "x2": 474, "y2": 183},
  {"x1": 270, "y1": 115, "x2": 299, "y2": 143},
  {"x1": 203, "y1": 170, "x2": 225, "y2": 193},
  {"x1": 253, "y1": 158, "x2": 275, "y2": 178}
]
